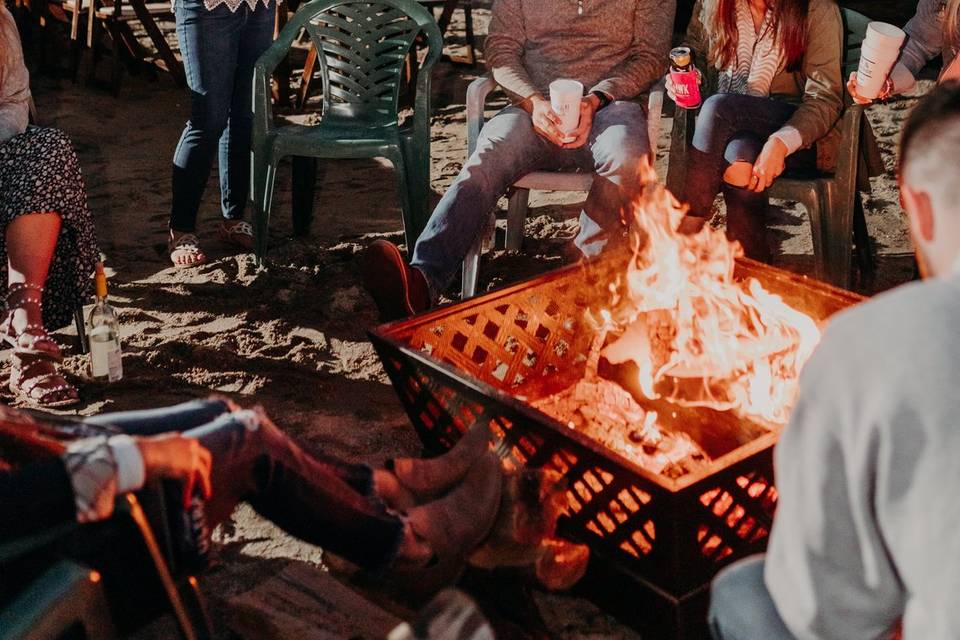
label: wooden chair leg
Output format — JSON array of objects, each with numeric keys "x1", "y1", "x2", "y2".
[
  {"x1": 296, "y1": 46, "x2": 318, "y2": 111},
  {"x1": 110, "y1": 18, "x2": 123, "y2": 95},
  {"x1": 128, "y1": 0, "x2": 185, "y2": 86},
  {"x1": 505, "y1": 188, "x2": 529, "y2": 252},
  {"x1": 272, "y1": 3, "x2": 292, "y2": 108},
  {"x1": 463, "y1": 1, "x2": 476, "y2": 66}
]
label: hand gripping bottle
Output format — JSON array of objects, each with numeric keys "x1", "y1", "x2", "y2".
[{"x1": 670, "y1": 47, "x2": 701, "y2": 109}]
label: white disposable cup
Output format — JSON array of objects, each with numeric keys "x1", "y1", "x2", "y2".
[
  {"x1": 856, "y1": 22, "x2": 906, "y2": 99},
  {"x1": 549, "y1": 79, "x2": 584, "y2": 140}
]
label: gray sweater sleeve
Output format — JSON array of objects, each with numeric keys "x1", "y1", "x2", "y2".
[
  {"x1": 485, "y1": 0, "x2": 541, "y2": 100},
  {"x1": 0, "y1": 7, "x2": 30, "y2": 144},
  {"x1": 591, "y1": 0, "x2": 674, "y2": 100},
  {"x1": 901, "y1": 0, "x2": 946, "y2": 78}
]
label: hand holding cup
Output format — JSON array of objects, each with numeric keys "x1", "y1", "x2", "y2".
[{"x1": 549, "y1": 79, "x2": 584, "y2": 144}]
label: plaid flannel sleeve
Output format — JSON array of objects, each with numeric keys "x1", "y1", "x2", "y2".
[{"x1": 63, "y1": 435, "x2": 145, "y2": 523}]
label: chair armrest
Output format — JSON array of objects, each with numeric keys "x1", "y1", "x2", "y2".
[
  {"x1": 834, "y1": 103, "x2": 864, "y2": 190},
  {"x1": 466, "y1": 75, "x2": 499, "y2": 156}
]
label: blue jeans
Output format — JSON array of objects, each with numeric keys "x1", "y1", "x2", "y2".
[
  {"x1": 87, "y1": 399, "x2": 403, "y2": 570},
  {"x1": 411, "y1": 102, "x2": 649, "y2": 299},
  {"x1": 170, "y1": 0, "x2": 275, "y2": 232},
  {"x1": 709, "y1": 555, "x2": 797, "y2": 640},
  {"x1": 682, "y1": 93, "x2": 816, "y2": 261}
]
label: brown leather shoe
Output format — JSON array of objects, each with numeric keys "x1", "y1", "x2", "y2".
[
  {"x1": 386, "y1": 424, "x2": 491, "y2": 499},
  {"x1": 405, "y1": 450, "x2": 503, "y2": 562},
  {"x1": 360, "y1": 240, "x2": 431, "y2": 322}
]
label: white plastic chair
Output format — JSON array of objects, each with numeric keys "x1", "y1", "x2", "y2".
[{"x1": 460, "y1": 77, "x2": 665, "y2": 298}]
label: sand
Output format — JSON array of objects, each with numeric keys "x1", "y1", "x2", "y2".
[{"x1": 18, "y1": 6, "x2": 929, "y2": 637}]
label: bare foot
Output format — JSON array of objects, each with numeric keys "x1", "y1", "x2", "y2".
[{"x1": 169, "y1": 230, "x2": 207, "y2": 267}]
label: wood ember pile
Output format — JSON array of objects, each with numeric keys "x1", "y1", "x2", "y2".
[
  {"x1": 531, "y1": 326, "x2": 711, "y2": 480},
  {"x1": 533, "y1": 378, "x2": 710, "y2": 480}
]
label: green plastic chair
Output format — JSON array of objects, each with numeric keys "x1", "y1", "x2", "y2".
[
  {"x1": 665, "y1": 8, "x2": 883, "y2": 289},
  {"x1": 251, "y1": 0, "x2": 443, "y2": 262}
]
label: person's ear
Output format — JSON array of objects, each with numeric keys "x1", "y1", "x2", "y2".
[{"x1": 901, "y1": 184, "x2": 935, "y2": 243}]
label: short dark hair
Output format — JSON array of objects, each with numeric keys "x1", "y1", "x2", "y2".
[{"x1": 899, "y1": 81, "x2": 960, "y2": 177}]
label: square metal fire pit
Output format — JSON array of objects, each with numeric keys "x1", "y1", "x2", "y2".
[{"x1": 369, "y1": 255, "x2": 862, "y2": 636}]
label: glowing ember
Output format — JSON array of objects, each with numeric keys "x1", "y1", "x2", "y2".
[{"x1": 601, "y1": 162, "x2": 820, "y2": 426}]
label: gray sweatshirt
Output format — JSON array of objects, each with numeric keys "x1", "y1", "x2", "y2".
[
  {"x1": 0, "y1": 6, "x2": 30, "y2": 144},
  {"x1": 484, "y1": 0, "x2": 675, "y2": 102},
  {"x1": 765, "y1": 266, "x2": 960, "y2": 639},
  {"x1": 891, "y1": 0, "x2": 959, "y2": 93}
]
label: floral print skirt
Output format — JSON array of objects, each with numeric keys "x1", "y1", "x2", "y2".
[{"x1": 0, "y1": 126, "x2": 99, "y2": 329}]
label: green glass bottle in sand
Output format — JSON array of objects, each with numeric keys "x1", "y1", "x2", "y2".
[{"x1": 88, "y1": 262, "x2": 123, "y2": 382}]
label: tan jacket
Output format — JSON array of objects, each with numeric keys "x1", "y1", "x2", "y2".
[{"x1": 686, "y1": 0, "x2": 844, "y2": 171}]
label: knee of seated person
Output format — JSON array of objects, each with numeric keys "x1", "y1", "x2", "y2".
[
  {"x1": 33, "y1": 127, "x2": 75, "y2": 155},
  {"x1": 723, "y1": 161, "x2": 754, "y2": 188},
  {"x1": 699, "y1": 93, "x2": 740, "y2": 124},
  {"x1": 594, "y1": 142, "x2": 649, "y2": 180}
]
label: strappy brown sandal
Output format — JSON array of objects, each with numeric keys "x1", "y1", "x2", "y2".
[
  {"x1": 169, "y1": 231, "x2": 207, "y2": 267},
  {"x1": 0, "y1": 283, "x2": 60, "y2": 358},
  {"x1": 10, "y1": 351, "x2": 79, "y2": 408},
  {"x1": 1, "y1": 284, "x2": 78, "y2": 408}
]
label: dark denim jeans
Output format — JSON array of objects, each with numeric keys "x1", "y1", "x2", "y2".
[
  {"x1": 410, "y1": 102, "x2": 649, "y2": 300},
  {"x1": 708, "y1": 555, "x2": 796, "y2": 640},
  {"x1": 87, "y1": 400, "x2": 403, "y2": 571},
  {"x1": 682, "y1": 93, "x2": 816, "y2": 261},
  {"x1": 169, "y1": 0, "x2": 275, "y2": 232}
]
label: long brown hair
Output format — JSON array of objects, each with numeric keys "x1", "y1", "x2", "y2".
[
  {"x1": 709, "y1": 0, "x2": 810, "y2": 72},
  {"x1": 947, "y1": 0, "x2": 960, "y2": 49}
]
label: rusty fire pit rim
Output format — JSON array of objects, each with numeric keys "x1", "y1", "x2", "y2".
[{"x1": 374, "y1": 254, "x2": 866, "y2": 337}]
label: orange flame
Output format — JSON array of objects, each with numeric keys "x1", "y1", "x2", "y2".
[{"x1": 600, "y1": 162, "x2": 820, "y2": 425}]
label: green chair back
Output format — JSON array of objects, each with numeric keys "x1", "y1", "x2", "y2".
[
  {"x1": 841, "y1": 8, "x2": 872, "y2": 77},
  {"x1": 283, "y1": 0, "x2": 441, "y2": 124}
]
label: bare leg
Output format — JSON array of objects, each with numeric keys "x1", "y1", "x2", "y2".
[
  {"x1": 7, "y1": 213, "x2": 61, "y2": 333},
  {"x1": 4, "y1": 212, "x2": 79, "y2": 406}
]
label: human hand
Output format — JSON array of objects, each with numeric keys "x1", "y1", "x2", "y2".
[
  {"x1": 525, "y1": 96, "x2": 566, "y2": 146},
  {"x1": 665, "y1": 70, "x2": 701, "y2": 104},
  {"x1": 846, "y1": 71, "x2": 892, "y2": 105},
  {"x1": 748, "y1": 137, "x2": 788, "y2": 192},
  {"x1": 560, "y1": 95, "x2": 600, "y2": 150},
  {"x1": 137, "y1": 434, "x2": 213, "y2": 508}
]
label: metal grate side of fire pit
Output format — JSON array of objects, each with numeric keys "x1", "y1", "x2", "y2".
[{"x1": 370, "y1": 256, "x2": 863, "y2": 596}]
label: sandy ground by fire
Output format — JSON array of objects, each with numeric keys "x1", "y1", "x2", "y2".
[{"x1": 19, "y1": 7, "x2": 928, "y2": 637}]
